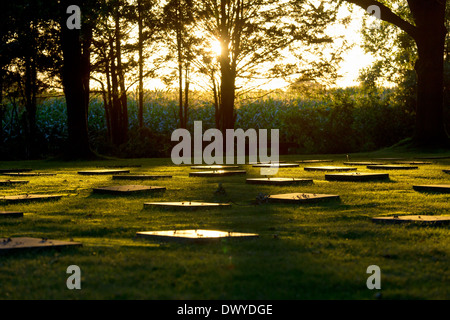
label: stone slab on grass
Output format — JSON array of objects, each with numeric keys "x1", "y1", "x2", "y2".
[
  {"x1": 394, "y1": 161, "x2": 432, "y2": 165},
  {"x1": 144, "y1": 201, "x2": 231, "y2": 210},
  {"x1": 268, "y1": 192, "x2": 340, "y2": 204},
  {"x1": 189, "y1": 170, "x2": 246, "y2": 177},
  {"x1": 246, "y1": 178, "x2": 313, "y2": 186},
  {"x1": 304, "y1": 166, "x2": 357, "y2": 172},
  {"x1": 372, "y1": 215, "x2": 450, "y2": 226},
  {"x1": 136, "y1": 229, "x2": 258, "y2": 243},
  {"x1": 325, "y1": 172, "x2": 389, "y2": 182},
  {"x1": 0, "y1": 180, "x2": 29, "y2": 186},
  {"x1": 2, "y1": 173, "x2": 56, "y2": 177},
  {"x1": 112, "y1": 175, "x2": 172, "y2": 180},
  {"x1": 367, "y1": 165, "x2": 418, "y2": 170},
  {"x1": 413, "y1": 184, "x2": 450, "y2": 193},
  {"x1": 343, "y1": 162, "x2": 383, "y2": 166},
  {"x1": 252, "y1": 163, "x2": 299, "y2": 168},
  {"x1": 93, "y1": 185, "x2": 166, "y2": 195},
  {"x1": 0, "y1": 168, "x2": 32, "y2": 173},
  {"x1": 191, "y1": 165, "x2": 240, "y2": 170},
  {"x1": 0, "y1": 237, "x2": 82, "y2": 254},
  {"x1": 296, "y1": 160, "x2": 334, "y2": 163},
  {"x1": 0, "y1": 211, "x2": 23, "y2": 218},
  {"x1": 78, "y1": 169, "x2": 130, "y2": 175},
  {"x1": 0, "y1": 194, "x2": 62, "y2": 203}
]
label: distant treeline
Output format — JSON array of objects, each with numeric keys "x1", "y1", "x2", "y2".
[{"x1": 1, "y1": 87, "x2": 431, "y2": 160}]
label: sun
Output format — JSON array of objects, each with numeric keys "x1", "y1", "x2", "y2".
[{"x1": 211, "y1": 39, "x2": 222, "y2": 56}]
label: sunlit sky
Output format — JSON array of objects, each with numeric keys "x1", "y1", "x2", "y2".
[{"x1": 120, "y1": 2, "x2": 376, "y2": 92}]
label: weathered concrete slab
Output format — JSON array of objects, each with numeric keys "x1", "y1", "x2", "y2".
[
  {"x1": 268, "y1": 192, "x2": 340, "y2": 204},
  {"x1": 394, "y1": 161, "x2": 432, "y2": 165},
  {"x1": 93, "y1": 185, "x2": 166, "y2": 195},
  {"x1": 98, "y1": 165, "x2": 142, "y2": 168},
  {"x1": 189, "y1": 170, "x2": 246, "y2": 177},
  {"x1": 0, "y1": 194, "x2": 62, "y2": 203},
  {"x1": 413, "y1": 184, "x2": 450, "y2": 193},
  {"x1": 415, "y1": 156, "x2": 450, "y2": 160},
  {"x1": 325, "y1": 172, "x2": 389, "y2": 182},
  {"x1": 0, "y1": 211, "x2": 23, "y2": 218},
  {"x1": 0, "y1": 180, "x2": 29, "y2": 186},
  {"x1": 304, "y1": 166, "x2": 357, "y2": 172},
  {"x1": 367, "y1": 165, "x2": 418, "y2": 170},
  {"x1": 0, "y1": 237, "x2": 82, "y2": 254},
  {"x1": 191, "y1": 165, "x2": 240, "y2": 170},
  {"x1": 78, "y1": 169, "x2": 130, "y2": 175},
  {"x1": 144, "y1": 201, "x2": 231, "y2": 210},
  {"x1": 246, "y1": 178, "x2": 313, "y2": 186},
  {"x1": 2, "y1": 173, "x2": 56, "y2": 177},
  {"x1": 296, "y1": 160, "x2": 334, "y2": 163},
  {"x1": 343, "y1": 162, "x2": 383, "y2": 166},
  {"x1": 248, "y1": 161, "x2": 285, "y2": 165},
  {"x1": 0, "y1": 168, "x2": 32, "y2": 173},
  {"x1": 112, "y1": 175, "x2": 172, "y2": 180},
  {"x1": 372, "y1": 215, "x2": 450, "y2": 225},
  {"x1": 136, "y1": 229, "x2": 258, "y2": 243},
  {"x1": 372, "y1": 158, "x2": 407, "y2": 161},
  {"x1": 252, "y1": 163, "x2": 299, "y2": 168}
]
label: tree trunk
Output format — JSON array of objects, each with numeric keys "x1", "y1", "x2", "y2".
[
  {"x1": 60, "y1": 0, "x2": 93, "y2": 159},
  {"x1": 219, "y1": 0, "x2": 236, "y2": 134},
  {"x1": 115, "y1": 13, "x2": 128, "y2": 145},
  {"x1": 137, "y1": 0, "x2": 144, "y2": 130},
  {"x1": 411, "y1": 2, "x2": 449, "y2": 146}
]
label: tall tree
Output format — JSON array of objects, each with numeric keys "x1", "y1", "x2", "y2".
[
  {"x1": 59, "y1": 0, "x2": 96, "y2": 158},
  {"x1": 345, "y1": 0, "x2": 449, "y2": 147},
  {"x1": 162, "y1": 0, "x2": 199, "y2": 129},
  {"x1": 196, "y1": 0, "x2": 341, "y2": 133},
  {"x1": 1, "y1": 1, "x2": 61, "y2": 158}
]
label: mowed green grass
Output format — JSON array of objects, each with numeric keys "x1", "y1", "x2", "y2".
[{"x1": 0, "y1": 152, "x2": 449, "y2": 300}]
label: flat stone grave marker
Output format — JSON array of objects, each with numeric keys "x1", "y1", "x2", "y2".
[
  {"x1": 191, "y1": 165, "x2": 240, "y2": 170},
  {"x1": 78, "y1": 169, "x2": 130, "y2": 175},
  {"x1": 325, "y1": 172, "x2": 389, "y2": 182},
  {"x1": 268, "y1": 192, "x2": 340, "y2": 204},
  {"x1": 98, "y1": 165, "x2": 142, "y2": 168},
  {"x1": 296, "y1": 160, "x2": 333, "y2": 163},
  {"x1": 415, "y1": 156, "x2": 450, "y2": 160},
  {"x1": 0, "y1": 180, "x2": 29, "y2": 186},
  {"x1": 144, "y1": 201, "x2": 231, "y2": 210},
  {"x1": 252, "y1": 163, "x2": 299, "y2": 168},
  {"x1": 136, "y1": 229, "x2": 258, "y2": 243},
  {"x1": 0, "y1": 194, "x2": 62, "y2": 203},
  {"x1": 112, "y1": 174, "x2": 172, "y2": 180},
  {"x1": 304, "y1": 166, "x2": 357, "y2": 172},
  {"x1": 367, "y1": 165, "x2": 418, "y2": 170},
  {"x1": 189, "y1": 170, "x2": 246, "y2": 177},
  {"x1": 2, "y1": 172, "x2": 56, "y2": 177},
  {"x1": 0, "y1": 211, "x2": 23, "y2": 218},
  {"x1": 372, "y1": 215, "x2": 450, "y2": 226},
  {"x1": 93, "y1": 185, "x2": 166, "y2": 195},
  {"x1": 412, "y1": 184, "x2": 450, "y2": 193},
  {"x1": 246, "y1": 177, "x2": 313, "y2": 186},
  {"x1": 0, "y1": 237, "x2": 82, "y2": 254},
  {"x1": 248, "y1": 161, "x2": 285, "y2": 165},
  {"x1": 0, "y1": 168, "x2": 32, "y2": 173},
  {"x1": 442, "y1": 169, "x2": 449, "y2": 174},
  {"x1": 394, "y1": 161, "x2": 432, "y2": 165},
  {"x1": 343, "y1": 162, "x2": 383, "y2": 166},
  {"x1": 372, "y1": 158, "x2": 407, "y2": 162}
]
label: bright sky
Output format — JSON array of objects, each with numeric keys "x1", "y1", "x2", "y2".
[{"x1": 120, "y1": 2, "x2": 376, "y2": 92}]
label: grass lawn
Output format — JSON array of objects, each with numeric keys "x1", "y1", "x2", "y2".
[{"x1": 0, "y1": 150, "x2": 449, "y2": 300}]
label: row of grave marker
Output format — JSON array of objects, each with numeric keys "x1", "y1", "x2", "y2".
[{"x1": 1, "y1": 159, "x2": 450, "y2": 253}]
